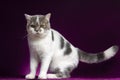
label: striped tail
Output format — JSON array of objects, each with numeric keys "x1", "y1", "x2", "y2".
[{"x1": 77, "y1": 45, "x2": 119, "y2": 64}]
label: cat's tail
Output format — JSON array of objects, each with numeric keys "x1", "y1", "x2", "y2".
[{"x1": 78, "y1": 45, "x2": 119, "y2": 63}]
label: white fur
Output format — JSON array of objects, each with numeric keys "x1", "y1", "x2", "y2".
[
  {"x1": 104, "y1": 46, "x2": 116, "y2": 59},
  {"x1": 25, "y1": 14, "x2": 118, "y2": 79},
  {"x1": 47, "y1": 74, "x2": 60, "y2": 79},
  {"x1": 49, "y1": 29, "x2": 79, "y2": 71},
  {"x1": 36, "y1": 15, "x2": 39, "y2": 24},
  {"x1": 26, "y1": 28, "x2": 79, "y2": 79},
  {"x1": 26, "y1": 27, "x2": 118, "y2": 79}
]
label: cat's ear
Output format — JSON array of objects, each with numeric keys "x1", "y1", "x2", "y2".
[
  {"x1": 45, "y1": 13, "x2": 51, "y2": 21},
  {"x1": 24, "y1": 14, "x2": 31, "y2": 20}
]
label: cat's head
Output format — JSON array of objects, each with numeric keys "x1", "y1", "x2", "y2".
[{"x1": 25, "y1": 13, "x2": 51, "y2": 38}]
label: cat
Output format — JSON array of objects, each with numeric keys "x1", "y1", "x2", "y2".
[{"x1": 24, "y1": 13, "x2": 119, "y2": 79}]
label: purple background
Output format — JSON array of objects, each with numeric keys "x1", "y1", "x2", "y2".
[{"x1": 1, "y1": 0, "x2": 120, "y2": 78}]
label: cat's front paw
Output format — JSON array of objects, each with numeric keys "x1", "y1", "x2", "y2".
[
  {"x1": 25, "y1": 73, "x2": 35, "y2": 79},
  {"x1": 38, "y1": 74, "x2": 47, "y2": 79}
]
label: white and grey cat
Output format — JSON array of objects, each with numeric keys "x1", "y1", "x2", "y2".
[{"x1": 24, "y1": 13, "x2": 119, "y2": 79}]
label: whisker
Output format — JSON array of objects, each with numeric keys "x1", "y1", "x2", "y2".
[
  {"x1": 23, "y1": 34, "x2": 28, "y2": 39},
  {"x1": 23, "y1": 33, "x2": 32, "y2": 39}
]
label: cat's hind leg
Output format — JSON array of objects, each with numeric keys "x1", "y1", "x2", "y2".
[
  {"x1": 47, "y1": 72, "x2": 70, "y2": 79},
  {"x1": 47, "y1": 74, "x2": 61, "y2": 79},
  {"x1": 47, "y1": 67, "x2": 73, "y2": 79},
  {"x1": 56, "y1": 68, "x2": 71, "y2": 78}
]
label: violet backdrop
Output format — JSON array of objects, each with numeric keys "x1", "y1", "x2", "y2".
[{"x1": 1, "y1": 0, "x2": 120, "y2": 78}]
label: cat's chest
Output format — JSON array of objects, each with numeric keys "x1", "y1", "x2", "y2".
[{"x1": 29, "y1": 38, "x2": 51, "y2": 53}]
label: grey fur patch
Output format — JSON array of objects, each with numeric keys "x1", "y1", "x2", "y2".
[
  {"x1": 27, "y1": 15, "x2": 50, "y2": 31},
  {"x1": 77, "y1": 49, "x2": 90, "y2": 60},
  {"x1": 67, "y1": 66, "x2": 73, "y2": 73},
  {"x1": 77, "y1": 49, "x2": 83, "y2": 59},
  {"x1": 77, "y1": 49, "x2": 110, "y2": 63},
  {"x1": 64, "y1": 67, "x2": 73, "y2": 77},
  {"x1": 64, "y1": 70, "x2": 70, "y2": 78},
  {"x1": 97, "y1": 52, "x2": 105, "y2": 61},
  {"x1": 56, "y1": 72, "x2": 64, "y2": 78},
  {"x1": 40, "y1": 18, "x2": 50, "y2": 30},
  {"x1": 51, "y1": 31, "x2": 54, "y2": 41},
  {"x1": 60, "y1": 37, "x2": 65, "y2": 49},
  {"x1": 31, "y1": 17, "x2": 37, "y2": 22},
  {"x1": 55, "y1": 68, "x2": 70, "y2": 78},
  {"x1": 54, "y1": 68, "x2": 60, "y2": 73},
  {"x1": 27, "y1": 17, "x2": 37, "y2": 29},
  {"x1": 112, "y1": 45, "x2": 119, "y2": 53},
  {"x1": 55, "y1": 68, "x2": 64, "y2": 77},
  {"x1": 77, "y1": 49, "x2": 98, "y2": 63},
  {"x1": 64, "y1": 42, "x2": 72, "y2": 55}
]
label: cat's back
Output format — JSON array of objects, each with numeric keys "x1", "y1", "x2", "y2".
[
  {"x1": 51, "y1": 29, "x2": 61, "y2": 37},
  {"x1": 51, "y1": 28, "x2": 67, "y2": 43}
]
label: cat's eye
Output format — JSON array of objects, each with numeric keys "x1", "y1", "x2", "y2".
[
  {"x1": 40, "y1": 24, "x2": 45, "y2": 27},
  {"x1": 30, "y1": 25, "x2": 36, "y2": 28}
]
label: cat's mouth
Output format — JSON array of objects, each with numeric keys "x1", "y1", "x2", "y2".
[
  {"x1": 35, "y1": 28, "x2": 44, "y2": 34},
  {"x1": 36, "y1": 32, "x2": 41, "y2": 35},
  {"x1": 34, "y1": 31, "x2": 45, "y2": 36}
]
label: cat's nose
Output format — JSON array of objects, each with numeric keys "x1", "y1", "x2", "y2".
[
  {"x1": 35, "y1": 27, "x2": 41, "y2": 32},
  {"x1": 35, "y1": 29, "x2": 39, "y2": 32}
]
